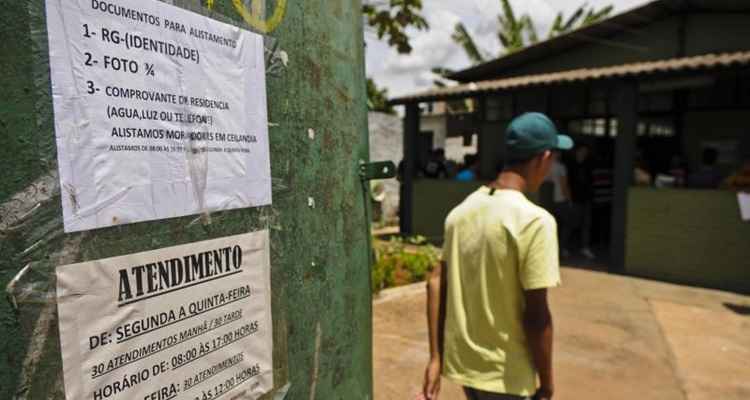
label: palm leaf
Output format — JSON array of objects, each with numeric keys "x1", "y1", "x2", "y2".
[
  {"x1": 584, "y1": 5, "x2": 613, "y2": 25},
  {"x1": 498, "y1": 31, "x2": 511, "y2": 49},
  {"x1": 521, "y1": 15, "x2": 539, "y2": 44},
  {"x1": 500, "y1": 0, "x2": 519, "y2": 30},
  {"x1": 548, "y1": 12, "x2": 563, "y2": 38},
  {"x1": 431, "y1": 67, "x2": 455, "y2": 78},
  {"x1": 452, "y1": 22, "x2": 486, "y2": 64},
  {"x1": 562, "y1": 5, "x2": 585, "y2": 31},
  {"x1": 496, "y1": 1, "x2": 527, "y2": 53}
]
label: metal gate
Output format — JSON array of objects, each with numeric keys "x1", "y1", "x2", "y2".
[{"x1": 0, "y1": 0, "x2": 373, "y2": 398}]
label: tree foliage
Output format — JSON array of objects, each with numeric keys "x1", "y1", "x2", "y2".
[
  {"x1": 431, "y1": 67, "x2": 456, "y2": 87},
  {"x1": 452, "y1": 23, "x2": 487, "y2": 64},
  {"x1": 363, "y1": 0, "x2": 429, "y2": 54},
  {"x1": 548, "y1": 3, "x2": 614, "y2": 38},
  {"x1": 362, "y1": 2, "x2": 428, "y2": 112},
  {"x1": 451, "y1": 0, "x2": 613, "y2": 66},
  {"x1": 367, "y1": 78, "x2": 395, "y2": 114},
  {"x1": 496, "y1": 0, "x2": 527, "y2": 53}
]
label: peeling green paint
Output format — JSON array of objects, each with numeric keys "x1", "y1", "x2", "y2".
[{"x1": 0, "y1": 0, "x2": 372, "y2": 398}]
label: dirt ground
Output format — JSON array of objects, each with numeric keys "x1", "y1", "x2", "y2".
[{"x1": 373, "y1": 267, "x2": 750, "y2": 400}]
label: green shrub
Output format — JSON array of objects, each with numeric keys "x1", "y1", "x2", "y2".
[{"x1": 372, "y1": 236, "x2": 440, "y2": 293}]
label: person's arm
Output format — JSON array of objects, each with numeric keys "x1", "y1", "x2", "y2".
[
  {"x1": 519, "y1": 215, "x2": 560, "y2": 399},
  {"x1": 423, "y1": 261, "x2": 447, "y2": 400},
  {"x1": 523, "y1": 289, "x2": 554, "y2": 400}
]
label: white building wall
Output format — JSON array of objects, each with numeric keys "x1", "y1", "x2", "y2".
[{"x1": 420, "y1": 114, "x2": 447, "y2": 149}]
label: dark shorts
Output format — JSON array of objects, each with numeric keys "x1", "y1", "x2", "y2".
[{"x1": 464, "y1": 387, "x2": 532, "y2": 400}]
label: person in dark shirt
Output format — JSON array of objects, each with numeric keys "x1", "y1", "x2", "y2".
[
  {"x1": 566, "y1": 144, "x2": 596, "y2": 260},
  {"x1": 688, "y1": 147, "x2": 724, "y2": 189},
  {"x1": 669, "y1": 154, "x2": 688, "y2": 187},
  {"x1": 424, "y1": 148, "x2": 448, "y2": 179}
]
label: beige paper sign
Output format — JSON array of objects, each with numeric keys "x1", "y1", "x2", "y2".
[{"x1": 57, "y1": 231, "x2": 273, "y2": 400}]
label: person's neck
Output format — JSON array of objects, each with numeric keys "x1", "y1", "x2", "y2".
[{"x1": 489, "y1": 168, "x2": 529, "y2": 193}]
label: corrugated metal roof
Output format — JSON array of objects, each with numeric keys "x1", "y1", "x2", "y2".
[{"x1": 389, "y1": 51, "x2": 750, "y2": 104}]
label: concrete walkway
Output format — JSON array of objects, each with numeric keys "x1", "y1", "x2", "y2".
[{"x1": 373, "y1": 268, "x2": 750, "y2": 400}]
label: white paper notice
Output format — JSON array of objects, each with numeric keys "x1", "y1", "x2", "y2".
[
  {"x1": 57, "y1": 231, "x2": 273, "y2": 400},
  {"x1": 45, "y1": 0, "x2": 271, "y2": 232},
  {"x1": 738, "y1": 192, "x2": 750, "y2": 222}
]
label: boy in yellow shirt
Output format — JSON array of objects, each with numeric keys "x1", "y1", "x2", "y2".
[{"x1": 422, "y1": 113, "x2": 572, "y2": 400}]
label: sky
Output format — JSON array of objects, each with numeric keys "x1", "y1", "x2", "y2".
[{"x1": 364, "y1": 0, "x2": 653, "y2": 99}]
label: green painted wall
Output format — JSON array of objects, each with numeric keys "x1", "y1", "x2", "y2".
[
  {"x1": 625, "y1": 188, "x2": 750, "y2": 294},
  {"x1": 410, "y1": 180, "x2": 545, "y2": 242},
  {"x1": 412, "y1": 180, "x2": 485, "y2": 241},
  {"x1": 0, "y1": 0, "x2": 372, "y2": 399},
  {"x1": 0, "y1": 0, "x2": 48, "y2": 396}
]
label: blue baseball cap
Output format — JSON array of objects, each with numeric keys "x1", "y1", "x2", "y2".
[{"x1": 506, "y1": 112, "x2": 574, "y2": 161}]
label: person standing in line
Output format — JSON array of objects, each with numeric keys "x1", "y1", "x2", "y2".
[
  {"x1": 688, "y1": 147, "x2": 723, "y2": 189},
  {"x1": 421, "y1": 112, "x2": 572, "y2": 400},
  {"x1": 668, "y1": 154, "x2": 688, "y2": 187},
  {"x1": 567, "y1": 144, "x2": 596, "y2": 260},
  {"x1": 424, "y1": 148, "x2": 449, "y2": 179},
  {"x1": 544, "y1": 152, "x2": 573, "y2": 259},
  {"x1": 456, "y1": 154, "x2": 480, "y2": 182}
]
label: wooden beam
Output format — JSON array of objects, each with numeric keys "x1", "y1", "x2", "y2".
[{"x1": 400, "y1": 103, "x2": 419, "y2": 236}]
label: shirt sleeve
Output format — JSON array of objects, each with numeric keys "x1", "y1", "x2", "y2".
[{"x1": 519, "y1": 214, "x2": 561, "y2": 290}]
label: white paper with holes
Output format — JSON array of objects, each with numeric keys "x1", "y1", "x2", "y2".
[
  {"x1": 45, "y1": 0, "x2": 271, "y2": 232},
  {"x1": 57, "y1": 231, "x2": 273, "y2": 400}
]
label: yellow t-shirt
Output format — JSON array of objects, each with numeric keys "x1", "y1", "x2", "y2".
[{"x1": 442, "y1": 186, "x2": 561, "y2": 396}]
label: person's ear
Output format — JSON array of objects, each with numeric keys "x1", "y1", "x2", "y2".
[
  {"x1": 541, "y1": 150, "x2": 552, "y2": 164},
  {"x1": 528, "y1": 154, "x2": 542, "y2": 169}
]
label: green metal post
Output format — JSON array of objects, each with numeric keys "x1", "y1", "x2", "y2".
[
  {"x1": 400, "y1": 103, "x2": 419, "y2": 236},
  {"x1": 610, "y1": 81, "x2": 638, "y2": 274}
]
